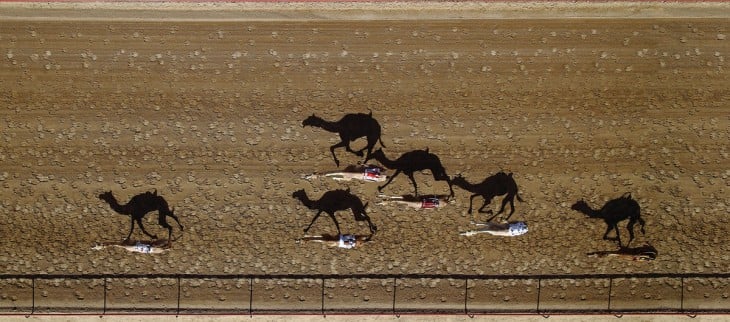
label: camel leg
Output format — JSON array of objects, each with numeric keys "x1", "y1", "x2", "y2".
[
  {"x1": 602, "y1": 224, "x2": 614, "y2": 241},
  {"x1": 327, "y1": 212, "x2": 342, "y2": 235},
  {"x1": 158, "y1": 213, "x2": 173, "y2": 241},
  {"x1": 378, "y1": 170, "x2": 401, "y2": 192},
  {"x1": 125, "y1": 217, "x2": 136, "y2": 241},
  {"x1": 614, "y1": 224, "x2": 623, "y2": 246},
  {"x1": 167, "y1": 212, "x2": 184, "y2": 231},
  {"x1": 496, "y1": 195, "x2": 510, "y2": 216},
  {"x1": 137, "y1": 218, "x2": 158, "y2": 240},
  {"x1": 330, "y1": 141, "x2": 348, "y2": 167},
  {"x1": 468, "y1": 194, "x2": 479, "y2": 214},
  {"x1": 496, "y1": 195, "x2": 517, "y2": 221},
  {"x1": 433, "y1": 172, "x2": 454, "y2": 197},
  {"x1": 504, "y1": 197, "x2": 517, "y2": 221},
  {"x1": 357, "y1": 138, "x2": 377, "y2": 159},
  {"x1": 477, "y1": 197, "x2": 493, "y2": 214},
  {"x1": 406, "y1": 172, "x2": 419, "y2": 196},
  {"x1": 304, "y1": 211, "x2": 323, "y2": 233},
  {"x1": 354, "y1": 210, "x2": 377, "y2": 233},
  {"x1": 485, "y1": 210, "x2": 500, "y2": 222},
  {"x1": 626, "y1": 218, "x2": 638, "y2": 247},
  {"x1": 352, "y1": 141, "x2": 370, "y2": 158},
  {"x1": 603, "y1": 223, "x2": 621, "y2": 246}
]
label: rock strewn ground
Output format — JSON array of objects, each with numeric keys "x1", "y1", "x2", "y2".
[{"x1": 0, "y1": 2, "x2": 729, "y2": 313}]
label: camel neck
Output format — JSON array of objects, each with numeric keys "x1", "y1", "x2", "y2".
[
  {"x1": 374, "y1": 154, "x2": 397, "y2": 169},
  {"x1": 297, "y1": 193, "x2": 316, "y2": 209},
  {"x1": 311, "y1": 118, "x2": 340, "y2": 133},
  {"x1": 580, "y1": 205, "x2": 602, "y2": 218},
  {"x1": 105, "y1": 196, "x2": 129, "y2": 215},
  {"x1": 453, "y1": 178, "x2": 477, "y2": 191}
]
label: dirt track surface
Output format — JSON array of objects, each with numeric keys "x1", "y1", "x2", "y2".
[{"x1": 0, "y1": 1, "x2": 729, "y2": 311}]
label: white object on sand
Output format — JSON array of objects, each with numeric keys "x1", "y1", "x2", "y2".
[
  {"x1": 92, "y1": 240, "x2": 169, "y2": 254},
  {"x1": 460, "y1": 221, "x2": 528, "y2": 237}
]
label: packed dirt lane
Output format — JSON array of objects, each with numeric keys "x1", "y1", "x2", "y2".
[{"x1": 0, "y1": 3, "x2": 728, "y2": 288}]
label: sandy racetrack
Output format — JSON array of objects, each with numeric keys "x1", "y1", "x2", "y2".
[{"x1": 0, "y1": 1, "x2": 729, "y2": 313}]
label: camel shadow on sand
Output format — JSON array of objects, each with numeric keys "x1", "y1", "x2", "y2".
[
  {"x1": 292, "y1": 188, "x2": 377, "y2": 239},
  {"x1": 365, "y1": 148, "x2": 454, "y2": 198},
  {"x1": 302, "y1": 111, "x2": 386, "y2": 167},
  {"x1": 571, "y1": 192, "x2": 646, "y2": 247},
  {"x1": 587, "y1": 243, "x2": 657, "y2": 261},
  {"x1": 452, "y1": 171, "x2": 524, "y2": 222},
  {"x1": 98, "y1": 189, "x2": 183, "y2": 243}
]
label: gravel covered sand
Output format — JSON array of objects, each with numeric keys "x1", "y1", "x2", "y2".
[{"x1": 0, "y1": 1, "x2": 729, "y2": 313}]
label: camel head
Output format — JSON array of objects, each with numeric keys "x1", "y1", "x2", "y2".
[
  {"x1": 451, "y1": 173, "x2": 467, "y2": 186},
  {"x1": 365, "y1": 148, "x2": 384, "y2": 163},
  {"x1": 571, "y1": 200, "x2": 595, "y2": 216},
  {"x1": 291, "y1": 189, "x2": 307, "y2": 200},
  {"x1": 302, "y1": 114, "x2": 320, "y2": 127},
  {"x1": 98, "y1": 191, "x2": 114, "y2": 202}
]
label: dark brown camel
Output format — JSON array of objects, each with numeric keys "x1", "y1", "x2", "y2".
[
  {"x1": 365, "y1": 148, "x2": 454, "y2": 198},
  {"x1": 292, "y1": 188, "x2": 377, "y2": 237},
  {"x1": 98, "y1": 189, "x2": 183, "y2": 242},
  {"x1": 452, "y1": 172, "x2": 524, "y2": 222},
  {"x1": 302, "y1": 111, "x2": 385, "y2": 167},
  {"x1": 571, "y1": 192, "x2": 646, "y2": 247}
]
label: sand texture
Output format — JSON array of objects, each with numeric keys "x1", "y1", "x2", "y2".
[{"x1": 0, "y1": 2, "x2": 729, "y2": 313}]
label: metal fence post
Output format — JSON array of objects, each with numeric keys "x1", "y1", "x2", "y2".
[
  {"x1": 31, "y1": 277, "x2": 35, "y2": 315},
  {"x1": 392, "y1": 277, "x2": 397, "y2": 317},
  {"x1": 321, "y1": 278, "x2": 325, "y2": 316},
  {"x1": 536, "y1": 278, "x2": 542, "y2": 314},
  {"x1": 248, "y1": 276, "x2": 253, "y2": 317},
  {"x1": 463, "y1": 277, "x2": 468, "y2": 315},
  {"x1": 176, "y1": 276, "x2": 181, "y2": 316},
  {"x1": 608, "y1": 277, "x2": 613, "y2": 312},
  {"x1": 680, "y1": 277, "x2": 685, "y2": 312},
  {"x1": 103, "y1": 277, "x2": 107, "y2": 315}
]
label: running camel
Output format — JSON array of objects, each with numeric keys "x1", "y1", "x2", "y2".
[
  {"x1": 98, "y1": 189, "x2": 183, "y2": 243},
  {"x1": 292, "y1": 188, "x2": 377, "y2": 237},
  {"x1": 571, "y1": 192, "x2": 646, "y2": 247},
  {"x1": 365, "y1": 148, "x2": 454, "y2": 198},
  {"x1": 451, "y1": 171, "x2": 524, "y2": 222},
  {"x1": 302, "y1": 111, "x2": 386, "y2": 167}
]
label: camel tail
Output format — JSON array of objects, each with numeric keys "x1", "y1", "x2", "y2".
[
  {"x1": 378, "y1": 136, "x2": 386, "y2": 148},
  {"x1": 516, "y1": 193, "x2": 524, "y2": 203}
]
